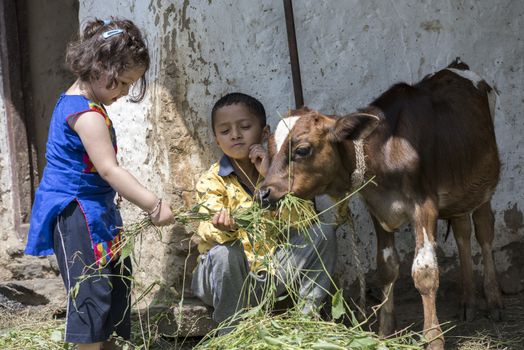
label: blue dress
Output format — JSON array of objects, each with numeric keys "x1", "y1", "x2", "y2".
[{"x1": 25, "y1": 94, "x2": 123, "y2": 264}]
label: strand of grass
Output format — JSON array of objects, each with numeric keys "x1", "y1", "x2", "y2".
[
  {"x1": 127, "y1": 228, "x2": 157, "y2": 349},
  {"x1": 172, "y1": 236, "x2": 195, "y2": 348},
  {"x1": 135, "y1": 294, "x2": 148, "y2": 349},
  {"x1": 124, "y1": 222, "x2": 168, "y2": 349}
]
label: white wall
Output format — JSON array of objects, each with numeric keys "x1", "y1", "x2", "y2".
[
  {"x1": 1, "y1": 0, "x2": 521, "y2": 295},
  {"x1": 79, "y1": 0, "x2": 524, "y2": 295}
]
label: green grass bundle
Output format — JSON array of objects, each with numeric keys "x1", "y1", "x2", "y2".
[
  {"x1": 195, "y1": 307, "x2": 425, "y2": 350},
  {"x1": 115, "y1": 195, "x2": 324, "y2": 267}
]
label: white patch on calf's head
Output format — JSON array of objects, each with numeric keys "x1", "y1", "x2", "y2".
[
  {"x1": 275, "y1": 116, "x2": 300, "y2": 153},
  {"x1": 411, "y1": 227, "x2": 437, "y2": 275}
]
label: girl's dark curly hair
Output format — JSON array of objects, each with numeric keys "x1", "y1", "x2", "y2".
[{"x1": 66, "y1": 17, "x2": 150, "y2": 102}]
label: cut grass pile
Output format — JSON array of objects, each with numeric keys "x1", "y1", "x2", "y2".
[
  {"x1": 0, "y1": 307, "x2": 72, "y2": 350},
  {"x1": 194, "y1": 307, "x2": 426, "y2": 350}
]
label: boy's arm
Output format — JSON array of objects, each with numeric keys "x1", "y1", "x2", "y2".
[
  {"x1": 195, "y1": 172, "x2": 239, "y2": 244},
  {"x1": 212, "y1": 209, "x2": 236, "y2": 232}
]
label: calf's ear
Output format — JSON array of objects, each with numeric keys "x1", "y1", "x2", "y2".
[{"x1": 330, "y1": 109, "x2": 383, "y2": 142}]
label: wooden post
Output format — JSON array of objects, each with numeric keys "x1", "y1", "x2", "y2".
[
  {"x1": 283, "y1": 0, "x2": 304, "y2": 109},
  {"x1": 0, "y1": 0, "x2": 37, "y2": 239}
]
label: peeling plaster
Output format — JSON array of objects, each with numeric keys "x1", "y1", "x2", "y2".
[
  {"x1": 504, "y1": 203, "x2": 524, "y2": 234},
  {"x1": 0, "y1": 0, "x2": 522, "y2": 296},
  {"x1": 420, "y1": 19, "x2": 443, "y2": 32}
]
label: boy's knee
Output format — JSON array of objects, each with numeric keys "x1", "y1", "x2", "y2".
[{"x1": 208, "y1": 241, "x2": 246, "y2": 266}]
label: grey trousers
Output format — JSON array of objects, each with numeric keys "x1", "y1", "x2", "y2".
[{"x1": 191, "y1": 223, "x2": 337, "y2": 324}]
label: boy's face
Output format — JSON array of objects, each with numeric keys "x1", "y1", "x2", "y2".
[{"x1": 213, "y1": 103, "x2": 266, "y2": 161}]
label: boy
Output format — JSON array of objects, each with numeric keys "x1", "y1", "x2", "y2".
[{"x1": 191, "y1": 92, "x2": 336, "y2": 328}]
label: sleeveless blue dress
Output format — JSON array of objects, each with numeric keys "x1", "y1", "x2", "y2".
[{"x1": 25, "y1": 94, "x2": 123, "y2": 264}]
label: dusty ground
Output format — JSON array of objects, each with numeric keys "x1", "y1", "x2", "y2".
[
  {"x1": 369, "y1": 274, "x2": 524, "y2": 350},
  {"x1": 2, "y1": 288, "x2": 524, "y2": 349},
  {"x1": 2, "y1": 274, "x2": 524, "y2": 349}
]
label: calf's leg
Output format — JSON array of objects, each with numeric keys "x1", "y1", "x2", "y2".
[
  {"x1": 372, "y1": 217, "x2": 399, "y2": 337},
  {"x1": 411, "y1": 200, "x2": 444, "y2": 350},
  {"x1": 450, "y1": 214, "x2": 476, "y2": 321},
  {"x1": 472, "y1": 201, "x2": 503, "y2": 320}
]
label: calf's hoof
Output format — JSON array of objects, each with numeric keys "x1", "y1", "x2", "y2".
[
  {"x1": 426, "y1": 338, "x2": 444, "y2": 350},
  {"x1": 378, "y1": 312, "x2": 397, "y2": 338},
  {"x1": 424, "y1": 329, "x2": 444, "y2": 350},
  {"x1": 486, "y1": 292, "x2": 504, "y2": 321},
  {"x1": 485, "y1": 283, "x2": 503, "y2": 318},
  {"x1": 488, "y1": 306, "x2": 503, "y2": 321}
]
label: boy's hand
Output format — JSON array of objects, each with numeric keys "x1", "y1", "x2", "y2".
[
  {"x1": 249, "y1": 144, "x2": 269, "y2": 177},
  {"x1": 212, "y1": 208, "x2": 237, "y2": 232}
]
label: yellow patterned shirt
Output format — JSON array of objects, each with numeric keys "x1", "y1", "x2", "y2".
[{"x1": 195, "y1": 155, "x2": 277, "y2": 272}]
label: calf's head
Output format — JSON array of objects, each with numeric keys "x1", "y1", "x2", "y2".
[{"x1": 258, "y1": 107, "x2": 381, "y2": 206}]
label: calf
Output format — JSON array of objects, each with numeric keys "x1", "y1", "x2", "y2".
[{"x1": 259, "y1": 60, "x2": 502, "y2": 350}]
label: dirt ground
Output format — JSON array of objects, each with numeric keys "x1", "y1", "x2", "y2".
[
  {"x1": 374, "y1": 274, "x2": 524, "y2": 350},
  {"x1": 2, "y1": 278, "x2": 524, "y2": 349}
]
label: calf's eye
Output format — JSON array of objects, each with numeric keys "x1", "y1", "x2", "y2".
[{"x1": 294, "y1": 146, "x2": 312, "y2": 158}]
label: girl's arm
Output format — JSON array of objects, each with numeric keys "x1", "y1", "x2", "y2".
[{"x1": 70, "y1": 111, "x2": 174, "y2": 225}]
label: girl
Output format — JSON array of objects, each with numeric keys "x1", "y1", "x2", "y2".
[{"x1": 24, "y1": 18, "x2": 173, "y2": 350}]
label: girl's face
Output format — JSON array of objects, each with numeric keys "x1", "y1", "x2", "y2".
[
  {"x1": 214, "y1": 104, "x2": 267, "y2": 161},
  {"x1": 90, "y1": 66, "x2": 145, "y2": 106}
]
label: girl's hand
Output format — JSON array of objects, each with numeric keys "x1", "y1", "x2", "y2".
[
  {"x1": 212, "y1": 208, "x2": 236, "y2": 232},
  {"x1": 150, "y1": 200, "x2": 174, "y2": 226},
  {"x1": 249, "y1": 144, "x2": 269, "y2": 177}
]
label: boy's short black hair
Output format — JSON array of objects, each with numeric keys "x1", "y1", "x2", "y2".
[{"x1": 211, "y1": 92, "x2": 266, "y2": 134}]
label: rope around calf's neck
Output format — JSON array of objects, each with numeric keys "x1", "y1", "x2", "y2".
[
  {"x1": 348, "y1": 139, "x2": 367, "y2": 316},
  {"x1": 351, "y1": 139, "x2": 366, "y2": 189}
]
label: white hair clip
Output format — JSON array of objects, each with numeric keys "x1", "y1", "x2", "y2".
[{"x1": 102, "y1": 29, "x2": 124, "y2": 39}]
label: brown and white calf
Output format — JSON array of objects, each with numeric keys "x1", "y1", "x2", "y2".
[{"x1": 259, "y1": 60, "x2": 502, "y2": 349}]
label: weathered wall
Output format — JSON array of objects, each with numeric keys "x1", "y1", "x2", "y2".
[
  {"x1": 1, "y1": 0, "x2": 522, "y2": 302},
  {"x1": 78, "y1": 0, "x2": 524, "y2": 299}
]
